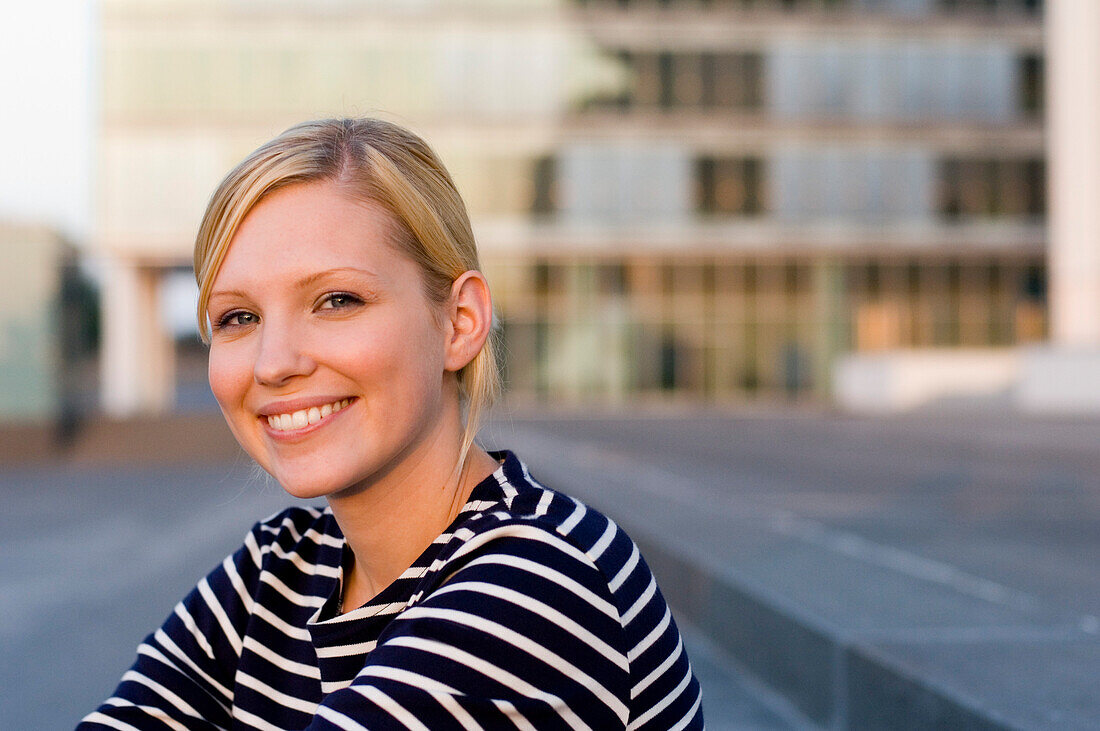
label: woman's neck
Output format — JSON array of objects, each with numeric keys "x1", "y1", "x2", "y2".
[{"x1": 326, "y1": 433, "x2": 499, "y2": 611}]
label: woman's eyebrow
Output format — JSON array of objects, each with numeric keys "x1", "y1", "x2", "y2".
[
  {"x1": 207, "y1": 288, "x2": 250, "y2": 303},
  {"x1": 208, "y1": 268, "x2": 382, "y2": 303},
  {"x1": 294, "y1": 267, "x2": 381, "y2": 289}
]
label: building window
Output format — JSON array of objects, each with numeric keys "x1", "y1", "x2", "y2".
[
  {"x1": 585, "y1": 51, "x2": 764, "y2": 112},
  {"x1": 531, "y1": 156, "x2": 557, "y2": 216},
  {"x1": 533, "y1": 261, "x2": 552, "y2": 297},
  {"x1": 938, "y1": 157, "x2": 1045, "y2": 219},
  {"x1": 597, "y1": 263, "x2": 627, "y2": 296},
  {"x1": 1018, "y1": 54, "x2": 1044, "y2": 116},
  {"x1": 701, "y1": 53, "x2": 763, "y2": 109},
  {"x1": 696, "y1": 157, "x2": 764, "y2": 215},
  {"x1": 938, "y1": 0, "x2": 1041, "y2": 13}
]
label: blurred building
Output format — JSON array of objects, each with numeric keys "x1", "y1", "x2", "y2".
[
  {"x1": 96, "y1": 0, "x2": 1046, "y2": 413},
  {"x1": 0, "y1": 223, "x2": 92, "y2": 424}
]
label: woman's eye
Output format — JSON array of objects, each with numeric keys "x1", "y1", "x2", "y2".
[
  {"x1": 319, "y1": 293, "x2": 362, "y2": 310},
  {"x1": 216, "y1": 311, "x2": 258, "y2": 329}
]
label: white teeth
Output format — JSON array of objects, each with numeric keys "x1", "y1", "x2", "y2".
[{"x1": 265, "y1": 399, "x2": 351, "y2": 432}]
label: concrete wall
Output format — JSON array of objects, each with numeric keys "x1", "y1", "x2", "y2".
[{"x1": 834, "y1": 349, "x2": 1019, "y2": 412}]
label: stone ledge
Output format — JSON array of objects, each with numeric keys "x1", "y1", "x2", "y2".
[{"x1": 632, "y1": 526, "x2": 1092, "y2": 731}]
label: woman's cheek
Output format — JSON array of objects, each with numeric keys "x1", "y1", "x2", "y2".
[{"x1": 207, "y1": 343, "x2": 249, "y2": 410}]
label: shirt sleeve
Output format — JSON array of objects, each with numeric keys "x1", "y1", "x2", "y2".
[
  {"x1": 306, "y1": 519, "x2": 634, "y2": 731},
  {"x1": 76, "y1": 521, "x2": 267, "y2": 731}
]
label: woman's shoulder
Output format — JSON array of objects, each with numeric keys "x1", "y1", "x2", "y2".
[{"x1": 449, "y1": 452, "x2": 651, "y2": 604}]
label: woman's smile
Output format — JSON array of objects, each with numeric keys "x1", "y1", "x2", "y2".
[{"x1": 261, "y1": 397, "x2": 356, "y2": 435}]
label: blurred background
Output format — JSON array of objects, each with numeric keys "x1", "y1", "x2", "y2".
[
  {"x1": 0, "y1": 0, "x2": 1074, "y2": 427},
  {"x1": 7, "y1": 1, "x2": 1100, "y2": 729}
]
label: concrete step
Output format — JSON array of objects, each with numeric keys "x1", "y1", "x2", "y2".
[{"x1": 680, "y1": 621, "x2": 817, "y2": 730}]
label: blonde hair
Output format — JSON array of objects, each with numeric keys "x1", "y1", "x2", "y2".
[{"x1": 194, "y1": 118, "x2": 500, "y2": 467}]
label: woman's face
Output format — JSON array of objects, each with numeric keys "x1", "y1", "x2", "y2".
[{"x1": 206, "y1": 181, "x2": 453, "y2": 500}]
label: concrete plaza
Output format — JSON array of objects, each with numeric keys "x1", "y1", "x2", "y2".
[{"x1": 3, "y1": 408, "x2": 1099, "y2": 728}]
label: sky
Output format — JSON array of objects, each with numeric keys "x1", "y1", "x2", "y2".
[{"x1": 0, "y1": 1, "x2": 93, "y2": 241}]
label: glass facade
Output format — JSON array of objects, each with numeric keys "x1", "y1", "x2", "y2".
[
  {"x1": 769, "y1": 41, "x2": 1018, "y2": 122},
  {"x1": 485, "y1": 0, "x2": 1045, "y2": 402},
  {"x1": 487, "y1": 255, "x2": 1046, "y2": 402},
  {"x1": 98, "y1": 0, "x2": 1046, "y2": 406}
]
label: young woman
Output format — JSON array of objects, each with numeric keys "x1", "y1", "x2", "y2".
[{"x1": 79, "y1": 118, "x2": 703, "y2": 730}]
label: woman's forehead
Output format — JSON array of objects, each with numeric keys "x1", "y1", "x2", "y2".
[{"x1": 213, "y1": 183, "x2": 411, "y2": 289}]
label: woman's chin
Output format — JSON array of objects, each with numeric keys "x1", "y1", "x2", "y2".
[
  {"x1": 267, "y1": 468, "x2": 352, "y2": 502},
  {"x1": 280, "y1": 484, "x2": 332, "y2": 501}
]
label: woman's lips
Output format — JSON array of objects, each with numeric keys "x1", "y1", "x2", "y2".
[{"x1": 263, "y1": 398, "x2": 353, "y2": 432}]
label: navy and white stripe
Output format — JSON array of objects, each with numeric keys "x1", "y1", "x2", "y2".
[{"x1": 79, "y1": 451, "x2": 703, "y2": 730}]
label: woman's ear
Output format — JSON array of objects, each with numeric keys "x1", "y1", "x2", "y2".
[{"x1": 443, "y1": 270, "x2": 493, "y2": 373}]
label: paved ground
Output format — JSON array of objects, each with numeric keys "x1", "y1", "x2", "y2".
[
  {"x1": 4, "y1": 408, "x2": 1099, "y2": 728},
  {"x1": 0, "y1": 416, "x2": 792, "y2": 729},
  {"x1": 0, "y1": 459, "x2": 291, "y2": 728}
]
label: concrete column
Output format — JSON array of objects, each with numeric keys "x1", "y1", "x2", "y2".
[
  {"x1": 1047, "y1": 0, "x2": 1100, "y2": 346},
  {"x1": 140, "y1": 265, "x2": 176, "y2": 413},
  {"x1": 1015, "y1": 2, "x2": 1100, "y2": 412},
  {"x1": 101, "y1": 257, "x2": 175, "y2": 416}
]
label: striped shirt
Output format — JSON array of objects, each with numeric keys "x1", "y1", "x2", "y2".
[{"x1": 79, "y1": 451, "x2": 704, "y2": 730}]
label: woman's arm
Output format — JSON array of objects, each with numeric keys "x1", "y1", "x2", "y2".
[{"x1": 76, "y1": 523, "x2": 268, "y2": 730}]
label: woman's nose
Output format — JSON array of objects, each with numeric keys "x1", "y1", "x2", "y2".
[{"x1": 253, "y1": 318, "x2": 316, "y2": 387}]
